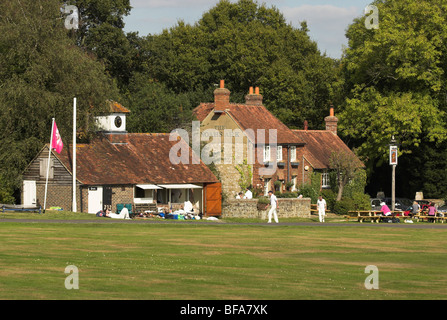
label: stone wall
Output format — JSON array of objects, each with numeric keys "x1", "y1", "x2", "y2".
[{"x1": 222, "y1": 198, "x2": 311, "y2": 219}]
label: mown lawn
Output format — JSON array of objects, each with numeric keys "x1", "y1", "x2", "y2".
[{"x1": 0, "y1": 212, "x2": 446, "y2": 300}]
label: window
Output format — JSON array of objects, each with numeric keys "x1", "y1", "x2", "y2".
[
  {"x1": 290, "y1": 146, "x2": 296, "y2": 162},
  {"x1": 263, "y1": 145, "x2": 270, "y2": 162},
  {"x1": 264, "y1": 178, "x2": 271, "y2": 196},
  {"x1": 276, "y1": 146, "x2": 282, "y2": 161},
  {"x1": 322, "y1": 172, "x2": 330, "y2": 188},
  {"x1": 40, "y1": 158, "x2": 54, "y2": 179}
]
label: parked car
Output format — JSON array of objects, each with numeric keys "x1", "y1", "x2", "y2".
[
  {"x1": 437, "y1": 205, "x2": 447, "y2": 213},
  {"x1": 370, "y1": 197, "x2": 413, "y2": 211},
  {"x1": 370, "y1": 198, "x2": 382, "y2": 211}
]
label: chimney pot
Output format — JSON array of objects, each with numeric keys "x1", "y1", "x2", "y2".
[
  {"x1": 325, "y1": 106, "x2": 338, "y2": 135},
  {"x1": 245, "y1": 86, "x2": 263, "y2": 105},
  {"x1": 214, "y1": 80, "x2": 230, "y2": 112}
]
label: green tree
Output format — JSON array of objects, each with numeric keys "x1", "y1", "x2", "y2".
[
  {"x1": 339, "y1": 0, "x2": 447, "y2": 197},
  {"x1": 340, "y1": 0, "x2": 447, "y2": 159},
  {"x1": 0, "y1": 0, "x2": 119, "y2": 200},
  {"x1": 329, "y1": 151, "x2": 363, "y2": 201},
  {"x1": 124, "y1": 75, "x2": 196, "y2": 134},
  {"x1": 139, "y1": 0, "x2": 340, "y2": 129},
  {"x1": 64, "y1": 0, "x2": 137, "y2": 90}
]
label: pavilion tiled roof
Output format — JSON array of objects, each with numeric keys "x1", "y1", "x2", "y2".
[{"x1": 53, "y1": 133, "x2": 218, "y2": 185}]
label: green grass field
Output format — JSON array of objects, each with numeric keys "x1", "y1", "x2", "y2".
[{"x1": 0, "y1": 211, "x2": 446, "y2": 300}]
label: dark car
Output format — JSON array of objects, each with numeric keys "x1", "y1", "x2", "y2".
[
  {"x1": 437, "y1": 205, "x2": 447, "y2": 213},
  {"x1": 370, "y1": 197, "x2": 413, "y2": 211}
]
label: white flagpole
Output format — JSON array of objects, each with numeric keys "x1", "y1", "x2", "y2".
[
  {"x1": 43, "y1": 118, "x2": 55, "y2": 213},
  {"x1": 72, "y1": 97, "x2": 77, "y2": 212}
]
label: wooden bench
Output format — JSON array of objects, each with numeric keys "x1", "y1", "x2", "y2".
[
  {"x1": 347, "y1": 211, "x2": 446, "y2": 223},
  {"x1": 1, "y1": 204, "x2": 42, "y2": 214},
  {"x1": 414, "y1": 214, "x2": 446, "y2": 223},
  {"x1": 346, "y1": 211, "x2": 413, "y2": 223},
  {"x1": 310, "y1": 204, "x2": 333, "y2": 215},
  {"x1": 134, "y1": 203, "x2": 157, "y2": 214},
  {"x1": 345, "y1": 211, "x2": 382, "y2": 223}
]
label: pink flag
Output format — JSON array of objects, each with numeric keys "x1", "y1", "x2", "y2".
[{"x1": 52, "y1": 121, "x2": 63, "y2": 154}]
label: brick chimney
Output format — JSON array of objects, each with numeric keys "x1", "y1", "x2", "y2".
[
  {"x1": 304, "y1": 120, "x2": 308, "y2": 131},
  {"x1": 245, "y1": 86, "x2": 263, "y2": 105},
  {"x1": 325, "y1": 106, "x2": 338, "y2": 135},
  {"x1": 214, "y1": 80, "x2": 230, "y2": 113}
]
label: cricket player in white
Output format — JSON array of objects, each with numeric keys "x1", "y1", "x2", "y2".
[
  {"x1": 317, "y1": 196, "x2": 326, "y2": 222},
  {"x1": 267, "y1": 190, "x2": 279, "y2": 223}
]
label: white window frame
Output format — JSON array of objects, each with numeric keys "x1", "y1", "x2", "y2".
[
  {"x1": 263, "y1": 145, "x2": 270, "y2": 162},
  {"x1": 290, "y1": 146, "x2": 296, "y2": 162},
  {"x1": 276, "y1": 145, "x2": 282, "y2": 161},
  {"x1": 264, "y1": 178, "x2": 271, "y2": 196},
  {"x1": 322, "y1": 172, "x2": 330, "y2": 188}
]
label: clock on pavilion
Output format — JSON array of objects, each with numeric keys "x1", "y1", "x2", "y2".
[{"x1": 95, "y1": 100, "x2": 130, "y2": 133}]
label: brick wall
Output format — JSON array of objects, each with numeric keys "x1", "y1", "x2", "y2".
[
  {"x1": 79, "y1": 185, "x2": 134, "y2": 213},
  {"x1": 110, "y1": 186, "x2": 134, "y2": 212},
  {"x1": 36, "y1": 184, "x2": 81, "y2": 211}
]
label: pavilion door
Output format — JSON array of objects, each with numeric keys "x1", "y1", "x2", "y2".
[
  {"x1": 103, "y1": 186, "x2": 112, "y2": 211},
  {"x1": 204, "y1": 182, "x2": 222, "y2": 216},
  {"x1": 88, "y1": 187, "x2": 103, "y2": 213},
  {"x1": 23, "y1": 180, "x2": 36, "y2": 206}
]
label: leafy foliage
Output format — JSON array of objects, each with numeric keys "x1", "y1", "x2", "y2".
[
  {"x1": 234, "y1": 159, "x2": 253, "y2": 191},
  {"x1": 340, "y1": 0, "x2": 447, "y2": 198},
  {"x1": 0, "y1": 0, "x2": 119, "y2": 196},
  {"x1": 137, "y1": 0, "x2": 340, "y2": 129}
]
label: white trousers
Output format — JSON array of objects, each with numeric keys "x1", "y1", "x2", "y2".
[
  {"x1": 109, "y1": 208, "x2": 131, "y2": 219},
  {"x1": 268, "y1": 207, "x2": 278, "y2": 223},
  {"x1": 318, "y1": 210, "x2": 325, "y2": 222}
]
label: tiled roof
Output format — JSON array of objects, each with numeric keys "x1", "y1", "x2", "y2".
[
  {"x1": 54, "y1": 133, "x2": 218, "y2": 185},
  {"x1": 194, "y1": 103, "x2": 214, "y2": 122},
  {"x1": 109, "y1": 100, "x2": 130, "y2": 113},
  {"x1": 292, "y1": 130, "x2": 364, "y2": 169},
  {"x1": 193, "y1": 103, "x2": 303, "y2": 145}
]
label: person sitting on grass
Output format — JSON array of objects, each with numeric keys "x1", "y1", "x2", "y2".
[
  {"x1": 96, "y1": 208, "x2": 110, "y2": 217},
  {"x1": 108, "y1": 207, "x2": 131, "y2": 220}
]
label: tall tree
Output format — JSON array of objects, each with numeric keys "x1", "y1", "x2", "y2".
[
  {"x1": 64, "y1": 0, "x2": 137, "y2": 90},
  {"x1": 339, "y1": 0, "x2": 447, "y2": 198},
  {"x1": 329, "y1": 151, "x2": 362, "y2": 201},
  {"x1": 0, "y1": 0, "x2": 119, "y2": 200},
  {"x1": 138, "y1": 0, "x2": 340, "y2": 129}
]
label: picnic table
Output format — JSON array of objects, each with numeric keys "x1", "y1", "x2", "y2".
[
  {"x1": 346, "y1": 210, "x2": 446, "y2": 223},
  {"x1": 413, "y1": 214, "x2": 446, "y2": 223},
  {"x1": 345, "y1": 210, "x2": 384, "y2": 223}
]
